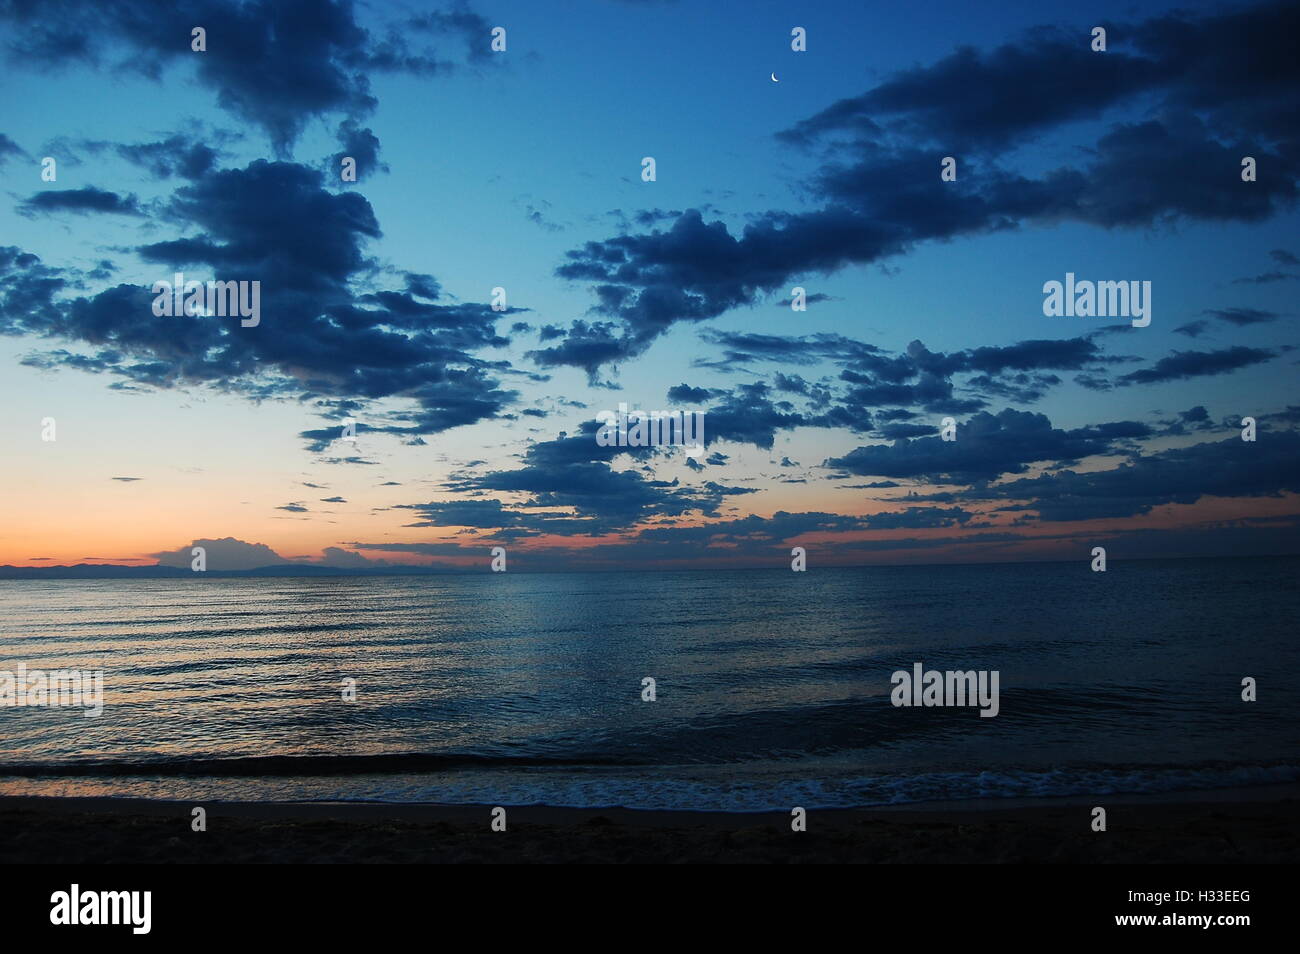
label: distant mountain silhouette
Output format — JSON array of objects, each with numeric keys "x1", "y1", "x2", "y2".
[{"x1": 0, "y1": 563, "x2": 466, "y2": 579}]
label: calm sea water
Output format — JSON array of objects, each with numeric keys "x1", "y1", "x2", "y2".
[{"x1": 1, "y1": 557, "x2": 1297, "y2": 810}]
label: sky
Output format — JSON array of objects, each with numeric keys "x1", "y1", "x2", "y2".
[{"x1": 0, "y1": 0, "x2": 1296, "y2": 572}]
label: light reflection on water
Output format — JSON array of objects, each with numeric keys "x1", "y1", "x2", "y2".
[{"x1": 1, "y1": 558, "x2": 1296, "y2": 809}]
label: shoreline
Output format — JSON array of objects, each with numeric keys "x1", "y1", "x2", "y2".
[{"x1": 3, "y1": 782, "x2": 1297, "y2": 863}]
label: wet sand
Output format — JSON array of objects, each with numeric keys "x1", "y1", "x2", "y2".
[{"x1": 2, "y1": 784, "x2": 1297, "y2": 863}]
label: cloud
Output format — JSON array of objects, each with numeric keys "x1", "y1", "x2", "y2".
[
  {"x1": 863, "y1": 506, "x2": 972, "y2": 530},
  {"x1": 778, "y1": 30, "x2": 1163, "y2": 152},
  {"x1": 0, "y1": 132, "x2": 29, "y2": 164},
  {"x1": 2, "y1": 158, "x2": 522, "y2": 445},
  {"x1": 19, "y1": 187, "x2": 144, "y2": 216},
  {"x1": 318, "y1": 545, "x2": 381, "y2": 567},
  {"x1": 700, "y1": 330, "x2": 884, "y2": 368},
  {"x1": 696, "y1": 332, "x2": 1121, "y2": 425},
  {"x1": 82, "y1": 132, "x2": 223, "y2": 180},
  {"x1": 526, "y1": 319, "x2": 636, "y2": 380},
  {"x1": 152, "y1": 536, "x2": 288, "y2": 570},
  {"x1": 781, "y1": 1, "x2": 1298, "y2": 154},
  {"x1": 878, "y1": 423, "x2": 937, "y2": 440},
  {"x1": 776, "y1": 292, "x2": 834, "y2": 308},
  {"x1": 403, "y1": 6, "x2": 496, "y2": 65},
  {"x1": 825, "y1": 408, "x2": 1150, "y2": 483},
  {"x1": 435, "y1": 426, "x2": 761, "y2": 534},
  {"x1": 1173, "y1": 320, "x2": 1211, "y2": 338},
  {"x1": 330, "y1": 119, "x2": 387, "y2": 181},
  {"x1": 1117, "y1": 346, "x2": 1276, "y2": 385},
  {"x1": 1232, "y1": 271, "x2": 1300, "y2": 284},
  {"x1": 962, "y1": 431, "x2": 1300, "y2": 521},
  {"x1": 552, "y1": 1, "x2": 1299, "y2": 372},
  {"x1": 1204, "y1": 307, "x2": 1281, "y2": 326},
  {"x1": 1234, "y1": 249, "x2": 1300, "y2": 284},
  {"x1": 698, "y1": 382, "x2": 809, "y2": 449},
  {"x1": 0, "y1": 0, "x2": 496, "y2": 155},
  {"x1": 666, "y1": 383, "x2": 723, "y2": 403}
]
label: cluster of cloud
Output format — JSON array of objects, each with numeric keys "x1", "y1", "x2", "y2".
[
  {"x1": 3, "y1": 157, "x2": 528, "y2": 447},
  {"x1": 1, "y1": 0, "x2": 1296, "y2": 567},
  {"x1": 0, "y1": 0, "x2": 494, "y2": 156},
  {"x1": 543, "y1": 0, "x2": 1298, "y2": 371}
]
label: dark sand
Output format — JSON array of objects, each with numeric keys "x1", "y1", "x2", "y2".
[{"x1": 2, "y1": 784, "x2": 1297, "y2": 863}]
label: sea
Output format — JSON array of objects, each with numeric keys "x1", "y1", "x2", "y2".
[{"x1": 1, "y1": 556, "x2": 1297, "y2": 811}]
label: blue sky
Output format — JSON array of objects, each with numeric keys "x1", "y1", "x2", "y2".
[{"x1": 0, "y1": 0, "x2": 1296, "y2": 571}]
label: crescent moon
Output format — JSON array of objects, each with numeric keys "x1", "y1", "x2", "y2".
[{"x1": 770, "y1": 72, "x2": 779, "y2": 83}]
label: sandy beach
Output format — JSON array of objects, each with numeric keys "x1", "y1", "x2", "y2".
[{"x1": 2, "y1": 784, "x2": 1297, "y2": 864}]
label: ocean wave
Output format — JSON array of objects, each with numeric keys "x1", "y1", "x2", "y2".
[{"x1": 1, "y1": 760, "x2": 1297, "y2": 812}]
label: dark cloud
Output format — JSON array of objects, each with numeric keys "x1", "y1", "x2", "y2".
[
  {"x1": 1173, "y1": 320, "x2": 1211, "y2": 338},
  {"x1": 878, "y1": 423, "x2": 937, "y2": 440},
  {"x1": 555, "y1": 208, "x2": 893, "y2": 365},
  {"x1": 330, "y1": 119, "x2": 386, "y2": 181},
  {"x1": 652, "y1": 331, "x2": 1145, "y2": 450},
  {"x1": 96, "y1": 133, "x2": 222, "y2": 180},
  {"x1": 0, "y1": 0, "x2": 492, "y2": 154},
  {"x1": 319, "y1": 546, "x2": 381, "y2": 567},
  {"x1": 19, "y1": 187, "x2": 144, "y2": 216},
  {"x1": 526, "y1": 320, "x2": 632, "y2": 379},
  {"x1": 700, "y1": 330, "x2": 883, "y2": 368},
  {"x1": 1, "y1": 159, "x2": 521, "y2": 447},
  {"x1": 781, "y1": 1, "x2": 1297, "y2": 154},
  {"x1": 0, "y1": 132, "x2": 29, "y2": 163},
  {"x1": 666, "y1": 383, "x2": 723, "y2": 404},
  {"x1": 396, "y1": 498, "x2": 567, "y2": 533},
  {"x1": 436, "y1": 425, "x2": 761, "y2": 534},
  {"x1": 403, "y1": 7, "x2": 495, "y2": 65},
  {"x1": 964, "y1": 432, "x2": 1300, "y2": 521},
  {"x1": 1232, "y1": 271, "x2": 1300, "y2": 285},
  {"x1": 634, "y1": 510, "x2": 868, "y2": 547},
  {"x1": 316, "y1": 456, "x2": 379, "y2": 466},
  {"x1": 1260, "y1": 405, "x2": 1300, "y2": 425},
  {"x1": 775, "y1": 292, "x2": 834, "y2": 308},
  {"x1": 1117, "y1": 346, "x2": 1276, "y2": 385},
  {"x1": 699, "y1": 382, "x2": 809, "y2": 449},
  {"x1": 779, "y1": 30, "x2": 1162, "y2": 151},
  {"x1": 152, "y1": 536, "x2": 286, "y2": 570},
  {"x1": 825, "y1": 408, "x2": 1150, "y2": 484},
  {"x1": 1235, "y1": 249, "x2": 1300, "y2": 284},
  {"x1": 552, "y1": 1, "x2": 1299, "y2": 372},
  {"x1": 1157, "y1": 404, "x2": 1217, "y2": 436},
  {"x1": 1203, "y1": 307, "x2": 1281, "y2": 327},
  {"x1": 523, "y1": 201, "x2": 563, "y2": 233},
  {"x1": 864, "y1": 506, "x2": 972, "y2": 530}
]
